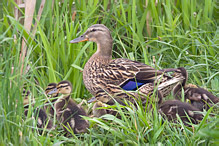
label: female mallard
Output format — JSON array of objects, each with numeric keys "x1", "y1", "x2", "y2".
[
  {"x1": 48, "y1": 80, "x2": 89, "y2": 134},
  {"x1": 70, "y1": 24, "x2": 186, "y2": 104},
  {"x1": 159, "y1": 100, "x2": 203, "y2": 126},
  {"x1": 174, "y1": 84, "x2": 219, "y2": 111}
]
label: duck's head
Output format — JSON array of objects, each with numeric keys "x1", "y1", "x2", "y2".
[
  {"x1": 56, "y1": 80, "x2": 72, "y2": 95},
  {"x1": 70, "y1": 24, "x2": 113, "y2": 57},
  {"x1": 47, "y1": 81, "x2": 72, "y2": 95},
  {"x1": 45, "y1": 83, "x2": 58, "y2": 96}
]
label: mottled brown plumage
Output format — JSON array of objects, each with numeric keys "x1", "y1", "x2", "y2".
[
  {"x1": 159, "y1": 100, "x2": 203, "y2": 126},
  {"x1": 70, "y1": 24, "x2": 186, "y2": 104}
]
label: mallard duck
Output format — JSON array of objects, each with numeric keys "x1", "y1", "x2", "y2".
[
  {"x1": 48, "y1": 80, "x2": 89, "y2": 134},
  {"x1": 70, "y1": 24, "x2": 186, "y2": 104},
  {"x1": 159, "y1": 100, "x2": 203, "y2": 126},
  {"x1": 174, "y1": 84, "x2": 219, "y2": 111},
  {"x1": 23, "y1": 89, "x2": 53, "y2": 131}
]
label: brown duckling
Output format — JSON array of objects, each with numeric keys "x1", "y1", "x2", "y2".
[
  {"x1": 159, "y1": 100, "x2": 203, "y2": 126},
  {"x1": 174, "y1": 84, "x2": 219, "y2": 111},
  {"x1": 23, "y1": 89, "x2": 34, "y2": 108},
  {"x1": 91, "y1": 100, "x2": 124, "y2": 119},
  {"x1": 92, "y1": 101, "x2": 107, "y2": 117},
  {"x1": 23, "y1": 89, "x2": 53, "y2": 131},
  {"x1": 44, "y1": 83, "x2": 58, "y2": 117},
  {"x1": 33, "y1": 108, "x2": 53, "y2": 130},
  {"x1": 48, "y1": 80, "x2": 89, "y2": 134}
]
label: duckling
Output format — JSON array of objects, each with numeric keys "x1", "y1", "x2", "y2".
[
  {"x1": 49, "y1": 80, "x2": 89, "y2": 134},
  {"x1": 23, "y1": 89, "x2": 53, "y2": 131},
  {"x1": 23, "y1": 89, "x2": 34, "y2": 108},
  {"x1": 44, "y1": 83, "x2": 58, "y2": 117},
  {"x1": 70, "y1": 24, "x2": 186, "y2": 105},
  {"x1": 92, "y1": 101, "x2": 107, "y2": 117},
  {"x1": 174, "y1": 84, "x2": 219, "y2": 111},
  {"x1": 33, "y1": 108, "x2": 53, "y2": 130},
  {"x1": 92, "y1": 100, "x2": 122, "y2": 119},
  {"x1": 159, "y1": 100, "x2": 203, "y2": 126}
]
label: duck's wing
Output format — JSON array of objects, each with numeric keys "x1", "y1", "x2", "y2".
[
  {"x1": 93, "y1": 58, "x2": 186, "y2": 103},
  {"x1": 105, "y1": 58, "x2": 165, "y2": 90}
]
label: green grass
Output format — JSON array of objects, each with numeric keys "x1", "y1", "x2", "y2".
[{"x1": 0, "y1": 0, "x2": 218, "y2": 145}]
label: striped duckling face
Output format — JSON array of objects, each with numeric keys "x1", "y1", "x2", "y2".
[
  {"x1": 47, "y1": 81, "x2": 72, "y2": 96},
  {"x1": 45, "y1": 83, "x2": 58, "y2": 96},
  {"x1": 56, "y1": 81, "x2": 72, "y2": 95}
]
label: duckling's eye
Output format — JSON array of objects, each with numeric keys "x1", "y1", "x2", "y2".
[
  {"x1": 65, "y1": 87, "x2": 69, "y2": 90},
  {"x1": 90, "y1": 29, "x2": 96, "y2": 32}
]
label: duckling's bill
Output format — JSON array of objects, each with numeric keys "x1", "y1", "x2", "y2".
[
  {"x1": 88, "y1": 97, "x2": 97, "y2": 103},
  {"x1": 70, "y1": 35, "x2": 88, "y2": 43},
  {"x1": 47, "y1": 88, "x2": 58, "y2": 95}
]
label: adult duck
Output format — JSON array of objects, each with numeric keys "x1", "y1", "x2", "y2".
[{"x1": 70, "y1": 24, "x2": 186, "y2": 104}]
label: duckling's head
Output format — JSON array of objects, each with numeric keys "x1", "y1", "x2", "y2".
[
  {"x1": 92, "y1": 101, "x2": 107, "y2": 117},
  {"x1": 45, "y1": 83, "x2": 57, "y2": 96},
  {"x1": 56, "y1": 80, "x2": 72, "y2": 95},
  {"x1": 70, "y1": 24, "x2": 113, "y2": 57}
]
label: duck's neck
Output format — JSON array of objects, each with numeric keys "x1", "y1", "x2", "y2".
[
  {"x1": 94, "y1": 38, "x2": 113, "y2": 62},
  {"x1": 95, "y1": 39, "x2": 112, "y2": 57}
]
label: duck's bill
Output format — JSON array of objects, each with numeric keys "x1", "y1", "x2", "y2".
[
  {"x1": 88, "y1": 97, "x2": 97, "y2": 103},
  {"x1": 47, "y1": 88, "x2": 58, "y2": 95},
  {"x1": 70, "y1": 35, "x2": 88, "y2": 43}
]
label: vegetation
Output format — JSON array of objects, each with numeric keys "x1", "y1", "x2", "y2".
[{"x1": 0, "y1": 0, "x2": 218, "y2": 145}]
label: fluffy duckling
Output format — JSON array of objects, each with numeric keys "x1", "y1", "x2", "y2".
[
  {"x1": 23, "y1": 89, "x2": 34, "y2": 108},
  {"x1": 91, "y1": 100, "x2": 124, "y2": 118},
  {"x1": 174, "y1": 84, "x2": 219, "y2": 111},
  {"x1": 92, "y1": 101, "x2": 107, "y2": 117},
  {"x1": 159, "y1": 100, "x2": 203, "y2": 126},
  {"x1": 23, "y1": 89, "x2": 53, "y2": 131},
  {"x1": 33, "y1": 108, "x2": 53, "y2": 130},
  {"x1": 49, "y1": 80, "x2": 89, "y2": 134},
  {"x1": 44, "y1": 83, "x2": 58, "y2": 117}
]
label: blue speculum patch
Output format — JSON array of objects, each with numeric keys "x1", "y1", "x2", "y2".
[{"x1": 120, "y1": 79, "x2": 153, "y2": 91}]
